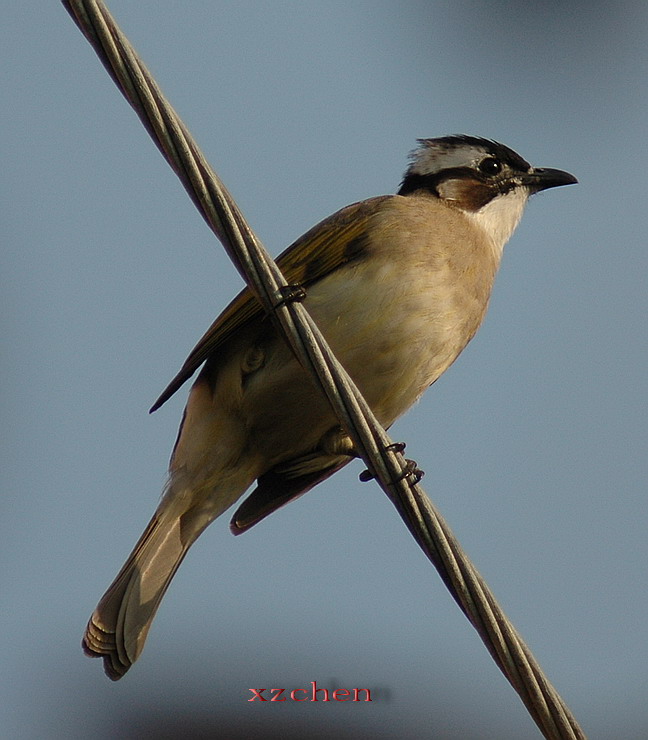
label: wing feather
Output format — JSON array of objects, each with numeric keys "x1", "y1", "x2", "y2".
[{"x1": 150, "y1": 196, "x2": 389, "y2": 411}]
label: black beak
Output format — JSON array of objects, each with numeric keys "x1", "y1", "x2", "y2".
[{"x1": 523, "y1": 167, "x2": 578, "y2": 193}]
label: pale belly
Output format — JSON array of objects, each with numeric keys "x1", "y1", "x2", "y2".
[
  {"x1": 303, "y1": 259, "x2": 477, "y2": 425},
  {"x1": 238, "y1": 258, "x2": 486, "y2": 466}
]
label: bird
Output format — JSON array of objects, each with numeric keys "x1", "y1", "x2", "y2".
[{"x1": 82, "y1": 135, "x2": 577, "y2": 679}]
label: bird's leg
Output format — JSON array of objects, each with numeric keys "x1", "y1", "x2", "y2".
[
  {"x1": 319, "y1": 426, "x2": 357, "y2": 457},
  {"x1": 271, "y1": 284, "x2": 307, "y2": 310}
]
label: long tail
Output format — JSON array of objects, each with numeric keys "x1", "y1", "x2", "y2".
[
  {"x1": 82, "y1": 499, "x2": 220, "y2": 680},
  {"x1": 83, "y1": 366, "x2": 263, "y2": 679}
]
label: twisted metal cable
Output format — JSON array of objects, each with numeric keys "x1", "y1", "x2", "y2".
[{"x1": 62, "y1": 2, "x2": 586, "y2": 738}]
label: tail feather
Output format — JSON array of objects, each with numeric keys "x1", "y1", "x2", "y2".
[{"x1": 82, "y1": 508, "x2": 206, "y2": 680}]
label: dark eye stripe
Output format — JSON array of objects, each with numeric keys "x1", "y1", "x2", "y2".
[{"x1": 399, "y1": 166, "x2": 487, "y2": 196}]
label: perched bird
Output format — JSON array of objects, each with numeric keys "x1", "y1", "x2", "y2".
[{"x1": 83, "y1": 135, "x2": 576, "y2": 679}]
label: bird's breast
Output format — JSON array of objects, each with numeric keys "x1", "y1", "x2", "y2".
[{"x1": 303, "y1": 204, "x2": 498, "y2": 426}]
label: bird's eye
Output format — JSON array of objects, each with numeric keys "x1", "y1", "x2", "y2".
[{"x1": 478, "y1": 157, "x2": 502, "y2": 176}]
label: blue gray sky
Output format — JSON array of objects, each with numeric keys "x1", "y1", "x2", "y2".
[{"x1": 3, "y1": 2, "x2": 648, "y2": 738}]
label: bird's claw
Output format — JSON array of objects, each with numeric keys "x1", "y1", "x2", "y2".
[
  {"x1": 272, "y1": 284, "x2": 307, "y2": 310},
  {"x1": 359, "y1": 442, "x2": 424, "y2": 486}
]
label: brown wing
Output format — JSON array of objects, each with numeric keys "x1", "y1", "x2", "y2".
[{"x1": 149, "y1": 196, "x2": 388, "y2": 412}]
